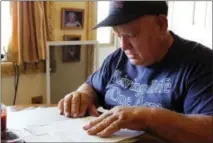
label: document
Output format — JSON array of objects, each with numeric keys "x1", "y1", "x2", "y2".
[
  {"x1": 8, "y1": 107, "x2": 144, "y2": 142},
  {"x1": 7, "y1": 107, "x2": 68, "y2": 129}
]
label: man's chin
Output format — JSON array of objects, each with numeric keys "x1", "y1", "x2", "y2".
[
  {"x1": 129, "y1": 59, "x2": 153, "y2": 67},
  {"x1": 129, "y1": 59, "x2": 145, "y2": 66}
]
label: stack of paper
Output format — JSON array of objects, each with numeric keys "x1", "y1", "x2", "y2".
[{"x1": 7, "y1": 107, "x2": 144, "y2": 142}]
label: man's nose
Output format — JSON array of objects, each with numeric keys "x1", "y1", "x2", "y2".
[{"x1": 120, "y1": 36, "x2": 131, "y2": 50}]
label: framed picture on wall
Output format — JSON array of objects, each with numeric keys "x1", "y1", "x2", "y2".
[
  {"x1": 62, "y1": 35, "x2": 81, "y2": 63},
  {"x1": 61, "y1": 8, "x2": 84, "y2": 29}
]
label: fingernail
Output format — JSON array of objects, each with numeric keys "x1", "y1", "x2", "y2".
[
  {"x1": 74, "y1": 114, "x2": 77, "y2": 118},
  {"x1": 83, "y1": 124, "x2": 90, "y2": 130},
  {"x1": 87, "y1": 129, "x2": 93, "y2": 135},
  {"x1": 66, "y1": 113, "x2": 71, "y2": 117},
  {"x1": 98, "y1": 133, "x2": 105, "y2": 138}
]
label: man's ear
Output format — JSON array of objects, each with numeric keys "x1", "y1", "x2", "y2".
[{"x1": 157, "y1": 14, "x2": 168, "y2": 33}]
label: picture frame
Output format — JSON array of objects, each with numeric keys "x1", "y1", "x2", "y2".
[
  {"x1": 62, "y1": 35, "x2": 81, "y2": 63},
  {"x1": 61, "y1": 8, "x2": 84, "y2": 29}
]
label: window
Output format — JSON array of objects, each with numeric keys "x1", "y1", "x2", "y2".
[
  {"x1": 1, "y1": 1, "x2": 12, "y2": 57},
  {"x1": 97, "y1": 1, "x2": 113, "y2": 45},
  {"x1": 168, "y1": 1, "x2": 212, "y2": 49}
]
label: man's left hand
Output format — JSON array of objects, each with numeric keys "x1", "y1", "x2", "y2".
[{"x1": 83, "y1": 106, "x2": 151, "y2": 138}]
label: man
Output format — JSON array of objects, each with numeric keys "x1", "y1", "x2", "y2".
[{"x1": 58, "y1": 1, "x2": 213, "y2": 143}]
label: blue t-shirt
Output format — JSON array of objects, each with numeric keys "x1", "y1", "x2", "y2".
[{"x1": 86, "y1": 31, "x2": 213, "y2": 115}]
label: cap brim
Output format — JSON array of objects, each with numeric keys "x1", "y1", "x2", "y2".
[{"x1": 93, "y1": 14, "x2": 142, "y2": 29}]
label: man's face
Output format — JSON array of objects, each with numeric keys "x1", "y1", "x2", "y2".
[
  {"x1": 69, "y1": 13, "x2": 76, "y2": 23},
  {"x1": 113, "y1": 15, "x2": 165, "y2": 66}
]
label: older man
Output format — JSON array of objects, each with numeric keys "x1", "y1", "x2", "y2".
[{"x1": 58, "y1": 1, "x2": 212, "y2": 143}]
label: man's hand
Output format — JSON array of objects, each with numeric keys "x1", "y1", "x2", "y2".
[
  {"x1": 83, "y1": 106, "x2": 151, "y2": 138},
  {"x1": 58, "y1": 91, "x2": 100, "y2": 118}
]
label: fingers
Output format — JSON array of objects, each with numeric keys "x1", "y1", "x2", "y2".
[
  {"x1": 98, "y1": 120, "x2": 122, "y2": 137},
  {"x1": 88, "y1": 105, "x2": 100, "y2": 117},
  {"x1": 59, "y1": 91, "x2": 97, "y2": 118},
  {"x1": 83, "y1": 111, "x2": 112, "y2": 130},
  {"x1": 84, "y1": 112, "x2": 122, "y2": 138},
  {"x1": 64, "y1": 94, "x2": 72, "y2": 117},
  {"x1": 87, "y1": 115, "x2": 118, "y2": 135},
  {"x1": 71, "y1": 92, "x2": 81, "y2": 117},
  {"x1": 79, "y1": 94, "x2": 88, "y2": 117},
  {"x1": 58, "y1": 99, "x2": 64, "y2": 115}
]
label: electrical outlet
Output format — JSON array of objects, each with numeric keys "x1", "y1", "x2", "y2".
[{"x1": 32, "y1": 96, "x2": 43, "y2": 104}]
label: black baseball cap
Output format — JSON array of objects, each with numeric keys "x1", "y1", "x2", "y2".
[{"x1": 94, "y1": 1, "x2": 168, "y2": 29}]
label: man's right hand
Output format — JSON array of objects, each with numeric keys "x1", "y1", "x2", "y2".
[{"x1": 58, "y1": 91, "x2": 100, "y2": 118}]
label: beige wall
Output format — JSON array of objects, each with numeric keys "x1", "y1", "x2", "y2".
[
  {"x1": 1, "y1": 1, "x2": 116, "y2": 105},
  {"x1": 98, "y1": 47, "x2": 116, "y2": 68},
  {"x1": 2, "y1": 74, "x2": 46, "y2": 105},
  {"x1": 50, "y1": 45, "x2": 88, "y2": 104},
  {"x1": 1, "y1": 2, "x2": 89, "y2": 106},
  {"x1": 49, "y1": 2, "x2": 91, "y2": 104},
  {"x1": 51, "y1": 2, "x2": 89, "y2": 41}
]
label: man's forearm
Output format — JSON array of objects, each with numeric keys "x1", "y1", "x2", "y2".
[{"x1": 142, "y1": 108, "x2": 212, "y2": 143}]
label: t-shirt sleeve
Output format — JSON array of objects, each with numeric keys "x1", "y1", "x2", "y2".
[
  {"x1": 184, "y1": 60, "x2": 213, "y2": 115},
  {"x1": 86, "y1": 58, "x2": 111, "y2": 95},
  {"x1": 85, "y1": 52, "x2": 116, "y2": 106}
]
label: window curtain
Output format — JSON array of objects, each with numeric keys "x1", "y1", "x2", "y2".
[{"x1": 9, "y1": 1, "x2": 48, "y2": 64}]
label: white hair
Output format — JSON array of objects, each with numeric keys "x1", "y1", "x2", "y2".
[{"x1": 68, "y1": 12, "x2": 76, "y2": 18}]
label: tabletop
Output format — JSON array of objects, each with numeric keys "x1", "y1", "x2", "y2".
[{"x1": 7, "y1": 104, "x2": 168, "y2": 143}]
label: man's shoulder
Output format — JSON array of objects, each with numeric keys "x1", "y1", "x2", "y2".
[
  {"x1": 104, "y1": 48, "x2": 125, "y2": 62},
  {"x1": 173, "y1": 33, "x2": 212, "y2": 69},
  {"x1": 184, "y1": 41, "x2": 212, "y2": 68}
]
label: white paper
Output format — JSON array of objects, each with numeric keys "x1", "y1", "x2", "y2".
[
  {"x1": 7, "y1": 107, "x2": 68, "y2": 129},
  {"x1": 23, "y1": 134, "x2": 63, "y2": 142},
  {"x1": 25, "y1": 116, "x2": 143, "y2": 142},
  {"x1": 7, "y1": 106, "x2": 107, "y2": 130},
  {"x1": 8, "y1": 107, "x2": 144, "y2": 142}
]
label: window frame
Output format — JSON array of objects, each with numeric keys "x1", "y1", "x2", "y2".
[
  {"x1": 96, "y1": 1, "x2": 115, "y2": 47},
  {"x1": 1, "y1": 1, "x2": 12, "y2": 62},
  {"x1": 168, "y1": 1, "x2": 212, "y2": 49}
]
